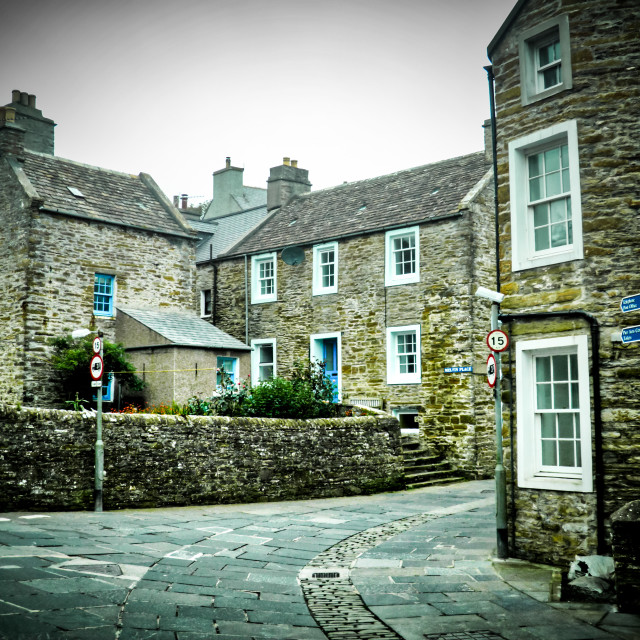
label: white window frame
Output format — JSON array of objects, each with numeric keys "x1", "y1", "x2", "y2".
[
  {"x1": 392, "y1": 408, "x2": 419, "y2": 433},
  {"x1": 516, "y1": 335, "x2": 592, "y2": 492},
  {"x1": 200, "y1": 289, "x2": 212, "y2": 318},
  {"x1": 519, "y1": 15, "x2": 572, "y2": 106},
  {"x1": 313, "y1": 242, "x2": 338, "y2": 296},
  {"x1": 385, "y1": 226, "x2": 420, "y2": 287},
  {"x1": 508, "y1": 120, "x2": 583, "y2": 272},
  {"x1": 251, "y1": 252, "x2": 277, "y2": 304},
  {"x1": 251, "y1": 338, "x2": 276, "y2": 383},
  {"x1": 386, "y1": 325, "x2": 421, "y2": 385},
  {"x1": 310, "y1": 331, "x2": 342, "y2": 401}
]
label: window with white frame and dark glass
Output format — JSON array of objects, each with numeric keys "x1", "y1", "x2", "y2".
[
  {"x1": 385, "y1": 227, "x2": 419, "y2": 286},
  {"x1": 519, "y1": 15, "x2": 572, "y2": 106},
  {"x1": 386, "y1": 325, "x2": 421, "y2": 384},
  {"x1": 516, "y1": 335, "x2": 592, "y2": 492},
  {"x1": 251, "y1": 253, "x2": 277, "y2": 303},
  {"x1": 94, "y1": 274, "x2": 115, "y2": 316},
  {"x1": 313, "y1": 242, "x2": 338, "y2": 295},
  {"x1": 200, "y1": 289, "x2": 212, "y2": 317},
  {"x1": 251, "y1": 339, "x2": 276, "y2": 382}
]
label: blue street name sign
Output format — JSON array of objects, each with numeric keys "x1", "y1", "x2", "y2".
[
  {"x1": 621, "y1": 294, "x2": 640, "y2": 313},
  {"x1": 621, "y1": 325, "x2": 640, "y2": 344},
  {"x1": 444, "y1": 366, "x2": 473, "y2": 373}
]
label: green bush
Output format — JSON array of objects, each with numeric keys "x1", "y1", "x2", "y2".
[{"x1": 49, "y1": 334, "x2": 144, "y2": 407}]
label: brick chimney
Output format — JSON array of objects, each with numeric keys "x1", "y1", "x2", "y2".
[
  {"x1": 4, "y1": 90, "x2": 56, "y2": 155},
  {"x1": 267, "y1": 157, "x2": 311, "y2": 211}
]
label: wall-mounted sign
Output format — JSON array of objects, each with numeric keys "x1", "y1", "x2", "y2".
[
  {"x1": 621, "y1": 294, "x2": 640, "y2": 313},
  {"x1": 621, "y1": 325, "x2": 640, "y2": 344},
  {"x1": 487, "y1": 353, "x2": 497, "y2": 388},
  {"x1": 444, "y1": 366, "x2": 473, "y2": 373}
]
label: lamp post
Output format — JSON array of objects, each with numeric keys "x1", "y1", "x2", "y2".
[
  {"x1": 475, "y1": 287, "x2": 508, "y2": 559},
  {"x1": 71, "y1": 327, "x2": 104, "y2": 512}
]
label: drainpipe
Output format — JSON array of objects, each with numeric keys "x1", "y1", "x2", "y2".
[
  {"x1": 484, "y1": 65, "x2": 500, "y2": 294},
  {"x1": 244, "y1": 255, "x2": 249, "y2": 345},
  {"x1": 499, "y1": 310, "x2": 605, "y2": 555}
]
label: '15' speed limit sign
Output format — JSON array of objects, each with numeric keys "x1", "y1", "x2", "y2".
[{"x1": 487, "y1": 329, "x2": 509, "y2": 353}]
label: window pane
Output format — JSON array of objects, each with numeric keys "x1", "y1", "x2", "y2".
[
  {"x1": 533, "y1": 203, "x2": 549, "y2": 227},
  {"x1": 550, "y1": 199, "x2": 567, "y2": 224},
  {"x1": 554, "y1": 382, "x2": 570, "y2": 409},
  {"x1": 550, "y1": 223, "x2": 567, "y2": 247},
  {"x1": 557, "y1": 413, "x2": 574, "y2": 438},
  {"x1": 535, "y1": 228, "x2": 550, "y2": 251},
  {"x1": 541, "y1": 413, "x2": 556, "y2": 438},
  {"x1": 552, "y1": 355, "x2": 569, "y2": 380},
  {"x1": 536, "y1": 357, "x2": 551, "y2": 382},
  {"x1": 528, "y1": 153, "x2": 542, "y2": 177},
  {"x1": 259, "y1": 345, "x2": 273, "y2": 364},
  {"x1": 544, "y1": 148, "x2": 560, "y2": 172},
  {"x1": 537, "y1": 383, "x2": 552, "y2": 409},
  {"x1": 541, "y1": 440, "x2": 557, "y2": 465},
  {"x1": 259, "y1": 365, "x2": 273, "y2": 381},
  {"x1": 529, "y1": 176, "x2": 543, "y2": 201},
  {"x1": 571, "y1": 382, "x2": 580, "y2": 409},
  {"x1": 558, "y1": 440, "x2": 575, "y2": 467},
  {"x1": 545, "y1": 170, "x2": 562, "y2": 197}
]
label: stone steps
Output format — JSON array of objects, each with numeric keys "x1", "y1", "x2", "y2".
[{"x1": 401, "y1": 435, "x2": 464, "y2": 489}]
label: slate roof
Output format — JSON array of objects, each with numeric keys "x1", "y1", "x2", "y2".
[
  {"x1": 191, "y1": 206, "x2": 270, "y2": 263},
  {"x1": 16, "y1": 150, "x2": 195, "y2": 238},
  {"x1": 220, "y1": 152, "x2": 490, "y2": 258},
  {"x1": 118, "y1": 307, "x2": 250, "y2": 350}
]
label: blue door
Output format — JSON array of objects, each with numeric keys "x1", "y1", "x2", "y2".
[{"x1": 322, "y1": 338, "x2": 338, "y2": 402}]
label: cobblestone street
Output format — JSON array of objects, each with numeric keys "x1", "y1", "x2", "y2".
[{"x1": 1, "y1": 480, "x2": 638, "y2": 640}]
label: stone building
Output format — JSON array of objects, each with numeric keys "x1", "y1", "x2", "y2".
[
  {"x1": 0, "y1": 91, "x2": 247, "y2": 407},
  {"x1": 487, "y1": 0, "x2": 640, "y2": 565},
  {"x1": 203, "y1": 151, "x2": 499, "y2": 478}
]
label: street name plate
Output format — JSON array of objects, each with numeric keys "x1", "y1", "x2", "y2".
[
  {"x1": 444, "y1": 366, "x2": 473, "y2": 373},
  {"x1": 621, "y1": 294, "x2": 640, "y2": 313},
  {"x1": 621, "y1": 325, "x2": 640, "y2": 344}
]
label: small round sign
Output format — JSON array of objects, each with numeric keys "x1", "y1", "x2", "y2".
[
  {"x1": 487, "y1": 353, "x2": 497, "y2": 388},
  {"x1": 92, "y1": 336, "x2": 102, "y2": 354},
  {"x1": 487, "y1": 329, "x2": 509, "y2": 353},
  {"x1": 90, "y1": 354, "x2": 104, "y2": 381}
]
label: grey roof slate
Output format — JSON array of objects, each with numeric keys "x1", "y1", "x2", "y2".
[
  {"x1": 192, "y1": 205, "x2": 270, "y2": 263},
  {"x1": 118, "y1": 307, "x2": 250, "y2": 350},
  {"x1": 17, "y1": 150, "x2": 195, "y2": 238},
  {"x1": 220, "y1": 152, "x2": 490, "y2": 258}
]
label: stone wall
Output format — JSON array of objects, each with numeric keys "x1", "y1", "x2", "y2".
[
  {"x1": 0, "y1": 404, "x2": 404, "y2": 511},
  {"x1": 199, "y1": 199, "x2": 498, "y2": 479},
  {"x1": 1, "y1": 202, "x2": 196, "y2": 407},
  {"x1": 490, "y1": 0, "x2": 640, "y2": 564}
]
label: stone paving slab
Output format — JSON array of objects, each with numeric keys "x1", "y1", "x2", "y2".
[{"x1": 1, "y1": 481, "x2": 639, "y2": 640}]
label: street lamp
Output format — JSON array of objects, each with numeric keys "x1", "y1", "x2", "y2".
[
  {"x1": 71, "y1": 327, "x2": 104, "y2": 512},
  {"x1": 475, "y1": 286, "x2": 508, "y2": 559}
]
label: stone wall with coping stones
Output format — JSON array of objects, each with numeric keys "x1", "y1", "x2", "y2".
[
  {"x1": 490, "y1": 0, "x2": 640, "y2": 564},
  {"x1": 4, "y1": 206, "x2": 196, "y2": 407},
  {"x1": 200, "y1": 198, "x2": 498, "y2": 478},
  {"x1": 0, "y1": 404, "x2": 404, "y2": 511}
]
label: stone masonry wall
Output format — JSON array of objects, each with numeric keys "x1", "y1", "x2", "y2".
[
  {"x1": 17, "y1": 208, "x2": 196, "y2": 407},
  {"x1": 0, "y1": 160, "x2": 31, "y2": 404},
  {"x1": 202, "y1": 199, "x2": 498, "y2": 479},
  {"x1": 491, "y1": 0, "x2": 640, "y2": 564},
  {"x1": 0, "y1": 404, "x2": 404, "y2": 511}
]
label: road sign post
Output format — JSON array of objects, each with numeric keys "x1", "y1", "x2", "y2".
[{"x1": 89, "y1": 334, "x2": 105, "y2": 513}]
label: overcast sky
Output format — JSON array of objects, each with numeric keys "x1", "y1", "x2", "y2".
[{"x1": 1, "y1": 0, "x2": 515, "y2": 204}]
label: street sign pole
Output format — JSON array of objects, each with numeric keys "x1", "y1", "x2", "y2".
[
  {"x1": 491, "y1": 302, "x2": 508, "y2": 559},
  {"x1": 92, "y1": 333, "x2": 104, "y2": 513}
]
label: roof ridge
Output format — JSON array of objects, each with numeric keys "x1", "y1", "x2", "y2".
[{"x1": 24, "y1": 149, "x2": 140, "y2": 180}]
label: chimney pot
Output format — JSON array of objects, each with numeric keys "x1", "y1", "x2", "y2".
[
  {"x1": 291, "y1": 159, "x2": 298, "y2": 168},
  {"x1": 28, "y1": 94, "x2": 36, "y2": 108},
  {"x1": 283, "y1": 157, "x2": 290, "y2": 166},
  {"x1": 12, "y1": 90, "x2": 20, "y2": 103},
  {"x1": 20, "y1": 92, "x2": 29, "y2": 106},
  {"x1": 173, "y1": 195, "x2": 179, "y2": 207},
  {"x1": 181, "y1": 194, "x2": 188, "y2": 208},
  {"x1": 226, "y1": 157, "x2": 231, "y2": 168}
]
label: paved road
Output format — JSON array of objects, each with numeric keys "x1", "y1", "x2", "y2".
[{"x1": 1, "y1": 480, "x2": 638, "y2": 640}]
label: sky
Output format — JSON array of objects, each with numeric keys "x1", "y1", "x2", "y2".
[{"x1": 1, "y1": 0, "x2": 516, "y2": 204}]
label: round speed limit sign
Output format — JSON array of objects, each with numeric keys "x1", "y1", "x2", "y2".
[{"x1": 487, "y1": 329, "x2": 509, "y2": 353}]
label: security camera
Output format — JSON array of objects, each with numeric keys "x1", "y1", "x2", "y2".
[{"x1": 475, "y1": 286, "x2": 505, "y2": 304}]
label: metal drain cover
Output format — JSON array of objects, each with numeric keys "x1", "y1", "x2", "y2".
[{"x1": 424, "y1": 632, "x2": 505, "y2": 640}]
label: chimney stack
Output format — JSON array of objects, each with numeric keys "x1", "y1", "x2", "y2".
[
  {"x1": 483, "y1": 119, "x2": 493, "y2": 163},
  {"x1": 5, "y1": 90, "x2": 55, "y2": 155},
  {"x1": 181, "y1": 194, "x2": 188, "y2": 209},
  {"x1": 267, "y1": 157, "x2": 311, "y2": 211},
  {"x1": 0, "y1": 106, "x2": 26, "y2": 159}
]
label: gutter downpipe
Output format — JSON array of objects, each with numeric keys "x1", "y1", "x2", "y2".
[
  {"x1": 485, "y1": 64, "x2": 508, "y2": 559},
  {"x1": 499, "y1": 310, "x2": 605, "y2": 555},
  {"x1": 244, "y1": 255, "x2": 249, "y2": 345}
]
